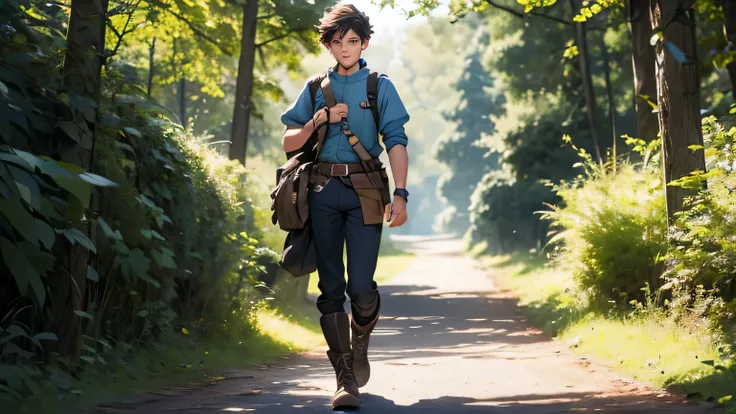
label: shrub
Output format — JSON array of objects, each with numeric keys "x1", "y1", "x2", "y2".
[
  {"x1": 541, "y1": 138, "x2": 668, "y2": 306},
  {"x1": 663, "y1": 117, "x2": 736, "y2": 318},
  {"x1": 0, "y1": 7, "x2": 278, "y2": 404}
]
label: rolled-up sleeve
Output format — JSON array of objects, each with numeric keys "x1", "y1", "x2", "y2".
[
  {"x1": 280, "y1": 81, "x2": 313, "y2": 127},
  {"x1": 377, "y1": 77, "x2": 410, "y2": 151}
]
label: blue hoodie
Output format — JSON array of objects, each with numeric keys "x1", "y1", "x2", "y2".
[{"x1": 280, "y1": 60, "x2": 410, "y2": 163}]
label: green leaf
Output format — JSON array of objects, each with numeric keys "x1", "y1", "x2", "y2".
[
  {"x1": 73, "y1": 310, "x2": 93, "y2": 320},
  {"x1": 35, "y1": 159, "x2": 91, "y2": 207},
  {"x1": 35, "y1": 219, "x2": 55, "y2": 250},
  {"x1": 160, "y1": 246, "x2": 175, "y2": 257},
  {"x1": 124, "y1": 127, "x2": 142, "y2": 138},
  {"x1": 3, "y1": 342, "x2": 33, "y2": 359},
  {"x1": 151, "y1": 230, "x2": 166, "y2": 241},
  {"x1": 8, "y1": 107, "x2": 29, "y2": 133},
  {"x1": 120, "y1": 249, "x2": 158, "y2": 287},
  {"x1": 0, "y1": 81, "x2": 7, "y2": 96},
  {"x1": 57, "y1": 121, "x2": 88, "y2": 145},
  {"x1": 79, "y1": 172, "x2": 118, "y2": 187},
  {"x1": 48, "y1": 372, "x2": 72, "y2": 390},
  {"x1": 98, "y1": 217, "x2": 123, "y2": 241},
  {"x1": 140, "y1": 229, "x2": 152, "y2": 240},
  {"x1": 137, "y1": 310, "x2": 149, "y2": 318},
  {"x1": 0, "y1": 197, "x2": 38, "y2": 246},
  {"x1": 1, "y1": 325, "x2": 30, "y2": 344},
  {"x1": 32, "y1": 332, "x2": 58, "y2": 341},
  {"x1": 151, "y1": 249, "x2": 177, "y2": 269},
  {"x1": 87, "y1": 265, "x2": 99, "y2": 282},
  {"x1": 38, "y1": 196, "x2": 63, "y2": 221},
  {"x1": 63, "y1": 228, "x2": 96, "y2": 253},
  {"x1": 8, "y1": 165, "x2": 41, "y2": 210},
  {"x1": 0, "y1": 162, "x2": 20, "y2": 198},
  {"x1": 0, "y1": 151, "x2": 33, "y2": 172},
  {"x1": 102, "y1": 114, "x2": 121, "y2": 128},
  {"x1": 68, "y1": 95, "x2": 96, "y2": 123}
]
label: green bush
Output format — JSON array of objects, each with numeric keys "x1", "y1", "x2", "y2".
[
  {"x1": 663, "y1": 117, "x2": 736, "y2": 316},
  {"x1": 0, "y1": 6, "x2": 278, "y2": 404},
  {"x1": 541, "y1": 138, "x2": 668, "y2": 306}
]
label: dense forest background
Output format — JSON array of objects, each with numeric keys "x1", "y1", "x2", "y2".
[{"x1": 4, "y1": 0, "x2": 736, "y2": 410}]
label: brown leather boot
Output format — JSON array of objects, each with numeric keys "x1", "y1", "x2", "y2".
[
  {"x1": 320, "y1": 312, "x2": 360, "y2": 410},
  {"x1": 350, "y1": 312, "x2": 379, "y2": 388}
]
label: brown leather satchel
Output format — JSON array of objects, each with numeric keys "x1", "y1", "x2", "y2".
[{"x1": 270, "y1": 77, "x2": 331, "y2": 231}]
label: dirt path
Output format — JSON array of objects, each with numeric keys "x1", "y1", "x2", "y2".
[{"x1": 92, "y1": 237, "x2": 718, "y2": 413}]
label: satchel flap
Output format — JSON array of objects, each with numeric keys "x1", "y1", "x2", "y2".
[{"x1": 354, "y1": 187, "x2": 383, "y2": 201}]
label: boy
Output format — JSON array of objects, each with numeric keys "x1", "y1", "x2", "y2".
[{"x1": 280, "y1": 2, "x2": 411, "y2": 410}]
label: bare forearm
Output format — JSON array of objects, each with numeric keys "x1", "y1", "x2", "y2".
[
  {"x1": 387, "y1": 144, "x2": 408, "y2": 189},
  {"x1": 282, "y1": 120, "x2": 316, "y2": 153}
]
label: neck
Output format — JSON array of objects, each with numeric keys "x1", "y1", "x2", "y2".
[{"x1": 336, "y1": 60, "x2": 360, "y2": 76}]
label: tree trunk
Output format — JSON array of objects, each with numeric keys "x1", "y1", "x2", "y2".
[
  {"x1": 148, "y1": 37, "x2": 156, "y2": 98},
  {"x1": 570, "y1": 0, "x2": 602, "y2": 163},
  {"x1": 601, "y1": 37, "x2": 618, "y2": 171},
  {"x1": 179, "y1": 77, "x2": 187, "y2": 128},
  {"x1": 719, "y1": 0, "x2": 736, "y2": 94},
  {"x1": 59, "y1": 0, "x2": 109, "y2": 362},
  {"x1": 650, "y1": 0, "x2": 706, "y2": 221},
  {"x1": 229, "y1": 0, "x2": 259, "y2": 166},
  {"x1": 629, "y1": 0, "x2": 659, "y2": 142}
]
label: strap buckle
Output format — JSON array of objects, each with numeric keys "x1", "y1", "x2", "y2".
[{"x1": 330, "y1": 164, "x2": 349, "y2": 177}]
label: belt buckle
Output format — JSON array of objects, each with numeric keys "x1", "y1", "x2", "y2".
[{"x1": 330, "y1": 164, "x2": 349, "y2": 177}]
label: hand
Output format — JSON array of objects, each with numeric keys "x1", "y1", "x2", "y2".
[
  {"x1": 385, "y1": 196, "x2": 408, "y2": 228},
  {"x1": 328, "y1": 103, "x2": 348, "y2": 123}
]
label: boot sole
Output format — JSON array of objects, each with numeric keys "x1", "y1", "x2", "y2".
[{"x1": 332, "y1": 393, "x2": 361, "y2": 410}]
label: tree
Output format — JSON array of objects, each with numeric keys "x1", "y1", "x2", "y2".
[
  {"x1": 434, "y1": 32, "x2": 504, "y2": 233},
  {"x1": 716, "y1": 0, "x2": 736, "y2": 94},
  {"x1": 629, "y1": 0, "x2": 658, "y2": 142},
  {"x1": 649, "y1": 0, "x2": 707, "y2": 221},
  {"x1": 569, "y1": 0, "x2": 602, "y2": 162},
  {"x1": 57, "y1": 0, "x2": 110, "y2": 361},
  {"x1": 229, "y1": 0, "x2": 330, "y2": 166}
]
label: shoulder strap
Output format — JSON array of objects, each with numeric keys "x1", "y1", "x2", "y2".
[
  {"x1": 308, "y1": 71, "x2": 329, "y2": 112},
  {"x1": 366, "y1": 72, "x2": 380, "y2": 130}
]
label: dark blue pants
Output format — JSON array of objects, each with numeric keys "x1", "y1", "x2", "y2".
[{"x1": 309, "y1": 177, "x2": 382, "y2": 319}]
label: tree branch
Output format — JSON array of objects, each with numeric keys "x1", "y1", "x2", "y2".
[
  {"x1": 486, "y1": 0, "x2": 572, "y2": 26},
  {"x1": 147, "y1": 0, "x2": 233, "y2": 55},
  {"x1": 105, "y1": 0, "x2": 141, "y2": 67},
  {"x1": 256, "y1": 30, "x2": 295, "y2": 47},
  {"x1": 257, "y1": 13, "x2": 277, "y2": 20},
  {"x1": 484, "y1": 0, "x2": 607, "y2": 31}
]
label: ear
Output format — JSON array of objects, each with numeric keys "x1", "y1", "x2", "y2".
[{"x1": 361, "y1": 39, "x2": 370, "y2": 51}]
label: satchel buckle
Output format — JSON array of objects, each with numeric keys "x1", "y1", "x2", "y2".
[{"x1": 330, "y1": 164, "x2": 349, "y2": 177}]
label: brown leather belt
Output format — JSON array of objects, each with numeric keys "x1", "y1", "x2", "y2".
[{"x1": 313, "y1": 162, "x2": 378, "y2": 177}]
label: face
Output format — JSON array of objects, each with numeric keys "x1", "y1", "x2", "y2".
[{"x1": 326, "y1": 29, "x2": 368, "y2": 69}]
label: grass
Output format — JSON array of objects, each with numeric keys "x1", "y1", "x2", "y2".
[
  {"x1": 11, "y1": 305, "x2": 326, "y2": 414},
  {"x1": 307, "y1": 238, "x2": 416, "y2": 295},
  {"x1": 481, "y1": 252, "x2": 736, "y2": 406}
]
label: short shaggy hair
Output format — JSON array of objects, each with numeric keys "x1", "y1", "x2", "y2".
[{"x1": 318, "y1": 3, "x2": 374, "y2": 44}]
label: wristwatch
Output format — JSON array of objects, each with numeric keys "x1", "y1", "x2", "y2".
[{"x1": 393, "y1": 188, "x2": 409, "y2": 202}]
